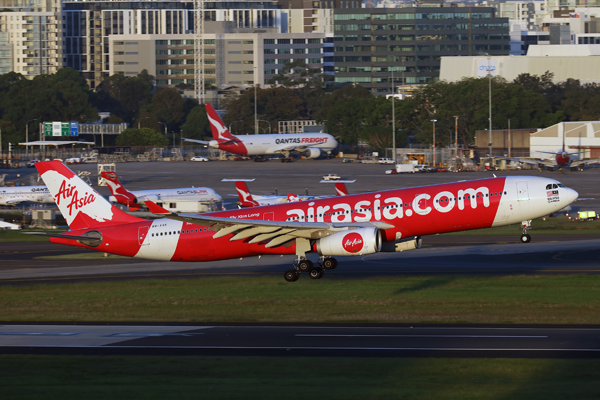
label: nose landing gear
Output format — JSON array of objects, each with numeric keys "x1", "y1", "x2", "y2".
[{"x1": 520, "y1": 220, "x2": 532, "y2": 243}]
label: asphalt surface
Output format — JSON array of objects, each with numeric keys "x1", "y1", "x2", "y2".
[{"x1": 2, "y1": 323, "x2": 600, "y2": 358}]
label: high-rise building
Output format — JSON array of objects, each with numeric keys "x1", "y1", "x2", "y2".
[
  {"x1": 333, "y1": 7, "x2": 510, "y2": 94},
  {"x1": 0, "y1": 0, "x2": 62, "y2": 78}
]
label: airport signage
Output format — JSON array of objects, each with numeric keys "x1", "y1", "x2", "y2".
[{"x1": 44, "y1": 121, "x2": 79, "y2": 137}]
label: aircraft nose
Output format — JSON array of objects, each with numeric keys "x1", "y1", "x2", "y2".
[{"x1": 565, "y1": 188, "x2": 578, "y2": 204}]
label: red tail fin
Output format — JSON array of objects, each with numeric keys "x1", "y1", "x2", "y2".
[
  {"x1": 335, "y1": 182, "x2": 349, "y2": 196},
  {"x1": 206, "y1": 103, "x2": 236, "y2": 141},
  {"x1": 101, "y1": 172, "x2": 137, "y2": 208},
  {"x1": 235, "y1": 181, "x2": 259, "y2": 207},
  {"x1": 36, "y1": 161, "x2": 143, "y2": 231},
  {"x1": 287, "y1": 193, "x2": 301, "y2": 202}
]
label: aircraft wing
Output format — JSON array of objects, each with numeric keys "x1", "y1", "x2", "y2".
[
  {"x1": 184, "y1": 137, "x2": 239, "y2": 146},
  {"x1": 574, "y1": 157, "x2": 600, "y2": 166},
  {"x1": 145, "y1": 201, "x2": 394, "y2": 247},
  {"x1": 500, "y1": 157, "x2": 554, "y2": 168},
  {"x1": 2, "y1": 198, "x2": 30, "y2": 205}
]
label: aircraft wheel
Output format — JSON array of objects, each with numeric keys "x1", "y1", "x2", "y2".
[
  {"x1": 309, "y1": 267, "x2": 324, "y2": 279},
  {"x1": 322, "y1": 257, "x2": 338, "y2": 270},
  {"x1": 520, "y1": 234, "x2": 531, "y2": 243},
  {"x1": 284, "y1": 270, "x2": 299, "y2": 282},
  {"x1": 298, "y1": 259, "x2": 313, "y2": 272}
]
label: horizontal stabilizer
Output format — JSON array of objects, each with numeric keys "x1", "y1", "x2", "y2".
[{"x1": 144, "y1": 200, "x2": 171, "y2": 215}]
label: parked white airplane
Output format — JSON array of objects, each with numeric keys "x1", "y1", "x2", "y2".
[
  {"x1": 0, "y1": 186, "x2": 53, "y2": 206},
  {"x1": 229, "y1": 180, "x2": 351, "y2": 208},
  {"x1": 101, "y1": 172, "x2": 222, "y2": 212},
  {"x1": 184, "y1": 104, "x2": 338, "y2": 162}
]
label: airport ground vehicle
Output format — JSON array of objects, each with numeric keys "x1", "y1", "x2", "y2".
[
  {"x1": 385, "y1": 164, "x2": 416, "y2": 174},
  {"x1": 378, "y1": 158, "x2": 395, "y2": 165},
  {"x1": 190, "y1": 156, "x2": 209, "y2": 162},
  {"x1": 322, "y1": 172, "x2": 341, "y2": 181}
]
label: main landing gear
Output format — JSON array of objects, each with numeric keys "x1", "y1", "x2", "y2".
[
  {"x1": 283, "y1": 256, "x2": 338, "y2": 282},
  {"x1": 281, "y1": 157, "x2": 293, "y2": 163},
  {"x1": 520, "y1": 220, "x2": 532, "y2": 243}
]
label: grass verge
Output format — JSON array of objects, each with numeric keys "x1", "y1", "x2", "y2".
[
  {"x1": 2, "y1": 355, "x2": 600, "y2": 400},
  {"x1": 2, "y1": 275, "x2": 600, "y2": 324}
]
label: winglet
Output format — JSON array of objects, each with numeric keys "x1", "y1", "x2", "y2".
[{"x1": 144, "y1": 200, "x2": 171, "y2": 215}]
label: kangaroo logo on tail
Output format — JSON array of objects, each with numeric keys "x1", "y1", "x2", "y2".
[
  {"x1": 101, "y1": 172, "x2": 138, "y2": 208},
  {"x1": 206, "y1": 104, "x2": 236, "y2": 142},
  {"x1": 36, "y1": 161, "x2": 141, "y2": 230},
  {"x1": 235, "y1": 181, "x2": 260, "y2": 207},
  {"x1": 287, "y1": 193, "x2": 301, "y2": 202}
]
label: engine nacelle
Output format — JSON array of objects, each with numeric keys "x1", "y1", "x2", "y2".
[
  {"x1": 134, "y1": 194, "x2": 160, "y2": 204},
  {"x1": 316, "y1": 228, "x2": 382, "y2": 257},
  {"x1": 208, "y1": 140, "x2": 220, "y2": 149},
  {"x1": 302, "y1": 147, "x2": 321, "y2": 159},
  {"x1": 381, "y1": 236, "x2": 422, "y2": 252}
]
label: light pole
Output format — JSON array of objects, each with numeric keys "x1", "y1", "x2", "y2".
[
  {"x1": 257, "y1": 119, "x2": 271, "y2": 134},
  {"x1": 25, "y1": 118, "x2": 37, "y2": 159},
  {"x1": 158, "y1": 122, "x2": 167, "y2": 139},
  {"x1": 487, "y1": 54, "x2": 492, "y2": 159},
  {"x1": 254, "y1": 67, "x2": 258, "y2": 135},
  {"x1": 454, "y1": 115, "x2": 458, "y2": 159},
  {"x1": 431, "y1": 119, "x2": 437, "y2": 166},
  {"x1": 138, "y1": 116, "x2": 150, "y2": 129},
  {"x1": 508, "y1": 118, "x2": 511, "y2": 158},
  {"x1": 228, "y1": 120, "x2": 244, "y2": 134},
  {"x1": 392, "y1": 70, "x2": 396, "y2": 163}
]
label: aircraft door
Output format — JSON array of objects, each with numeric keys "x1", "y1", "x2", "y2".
[
  {"x1": 263, "y1": 212, "x2": 274, "y2": 221},
  {"x1": 138, "y1": 226, "x2": 150, "y2": 246},
  {"x1": 516, "y1": 181, "x2": 529, "y2": 201}
]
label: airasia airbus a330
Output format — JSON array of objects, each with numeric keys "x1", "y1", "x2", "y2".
[{"x1": 35, "y1": 160, "x2": 577, "y2": 282}]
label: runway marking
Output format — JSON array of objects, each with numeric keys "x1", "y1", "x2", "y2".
[
  {"x1": 1, "y1": 345, "x2": 599, "y2": 352},
  {"x1": 295, "y1": 334, "x2": 548, "y2": 338}
]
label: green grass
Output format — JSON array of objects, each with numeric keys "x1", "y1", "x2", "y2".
[
  {"x1": 2, "y1": 356, "x2": 600, "y2": 400},
  {"x1": 3, "y1": 275, "x2": 600, "y2": 324}
]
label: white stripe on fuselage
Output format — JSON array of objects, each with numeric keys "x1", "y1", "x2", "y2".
[{"x1": 135, "y1": 219, "x2": 183, "y2": 261}]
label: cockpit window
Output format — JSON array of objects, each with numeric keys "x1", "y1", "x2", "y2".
[{"x1": 547, "y1": 183, "x2": 566, "y2": 189}]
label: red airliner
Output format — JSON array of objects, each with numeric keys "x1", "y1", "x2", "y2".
[{"x1": 35, "y1": 160, "x2": 577, "y2": 282}]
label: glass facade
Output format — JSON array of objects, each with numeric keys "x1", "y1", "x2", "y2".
[{"x1": 333, "y1": 7, "x2": 509, "y2": 93}]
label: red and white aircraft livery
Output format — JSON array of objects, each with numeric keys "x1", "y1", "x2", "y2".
[
  {"x1": 184, "y1": 104, "x2": 338, "y2": 162},
  {"x1": 36, "y1": 161, "x2": 577, "y2": 282},
  {"x1": 233, "y1": 180, "x2": 349, "y2": 208},
  {"x1": 101, "y1": 172, "x2": 222, "y2": 211},
  {"x1": 0, "y1": 186, "x2": 53, "y2": 206}
]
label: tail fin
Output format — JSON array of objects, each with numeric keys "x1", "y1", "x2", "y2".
[
  {"x1": 287, "y1": 193, "x2": 301, "y2": 202},
  {"x1": 100, "y1": 171, "x2": 137, "y2": 208},
  {"x1": 235, "y1": 181, "x2": 259, "y2": 207},
  {"x1": 206, "y1": 103, "x2": 236, "y2": 141},
  {"x1": 36, "y1": 161, "x2": 143, "y2": 231},
  {"x1": 335, "y1": 182, "x2": 349, "y2": 196}
]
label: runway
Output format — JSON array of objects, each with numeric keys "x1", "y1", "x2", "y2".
[
  {"x1": 2, "y1": 234, "x2": 600, "y2": 284},
  {"x1": 2, "y1": 323, "x2": 600, "y2": 358}
]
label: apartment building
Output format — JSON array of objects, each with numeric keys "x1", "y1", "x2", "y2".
[{"x1": 0, "y1": 0, "x2": 62, "y2": 78}]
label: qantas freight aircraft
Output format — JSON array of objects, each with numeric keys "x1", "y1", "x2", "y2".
[
  {"x1": 36, "y1": 160, "x2": 577, "y2": 281},
  {"x1": 184, "y1": 104, "x2": 338, "y2": 162}
]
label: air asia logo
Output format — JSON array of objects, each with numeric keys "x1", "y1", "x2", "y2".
[
  {"x1": 56, "y1": 180, "x2": 96, "y2": 216},
  {"x1": 275, "y1": 137, "x2": 328, "y2": 145},
  {"x1": 342, "y1": 232, "x2": 364, "y2": 253}
]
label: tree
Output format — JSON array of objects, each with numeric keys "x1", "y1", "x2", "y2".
[
  {"x1": 95, "y1": 70, "x2": 154, "y2": 124},
  {"x1": 116, "y1": 128, "x2": 168, "y2": 146},
  {"x1": 180, "y1": 105, "x2": 210, "y2": 140}
]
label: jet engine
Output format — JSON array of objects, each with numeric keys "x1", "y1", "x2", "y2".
[
  {"x1": 381, "y1": 236, "x2": 422, "y2": 252},
  {"x1": 316, "y1": 228, "x2": 382, "y2": 256},
  {"x1": 302, "y1": 147, "x2": 322, "y2": 159},
  {"x1": 134, "y1": 194, "x2": 160, "y2": 204}
]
